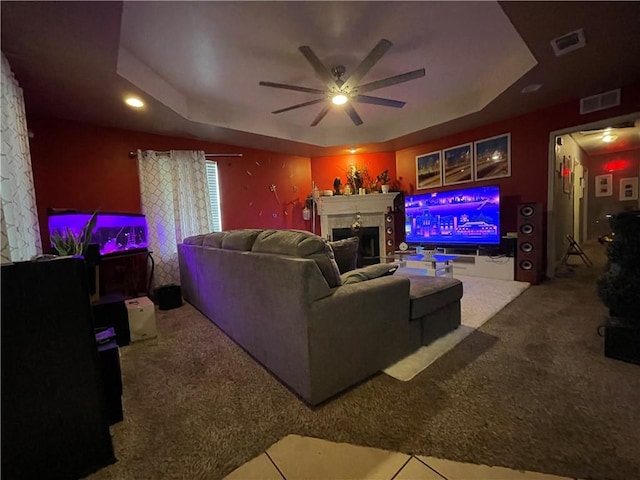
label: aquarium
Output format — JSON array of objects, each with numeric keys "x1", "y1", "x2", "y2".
[{"x1": 48, "y1": 211, "x2": 149, "y2": 256}]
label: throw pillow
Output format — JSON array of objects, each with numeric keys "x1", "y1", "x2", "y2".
[
  {"x1": 329, "y1": 236, "x2": 359, "y2": 274},
  {"x1": 341, "y1": 263, "x2": 399, "y2": 284}
]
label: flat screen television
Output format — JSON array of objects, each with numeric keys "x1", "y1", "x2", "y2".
[{"x1": 404, "y1": 185, "x2": 501, "y2": 246}]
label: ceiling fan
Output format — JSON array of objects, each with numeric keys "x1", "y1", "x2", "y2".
[{"x1": 259, "y1": 39, "x2": 425, "y2": 127}]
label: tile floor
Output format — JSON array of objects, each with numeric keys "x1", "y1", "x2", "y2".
[{"x1": 225, "y1": 435, "x2": 583, "y2": 480}]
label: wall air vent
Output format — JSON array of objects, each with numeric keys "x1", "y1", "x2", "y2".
[
  {"x1": 580, "y1": 89, "x2": 621, "y2": 115},
  {"x1": 550, "y1": 28, "x2": 586, "y2": 56}
]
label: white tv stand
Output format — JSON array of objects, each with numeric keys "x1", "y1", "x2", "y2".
[{"x1": 404, "y1": 248, "x2": 514, "y2": 281}]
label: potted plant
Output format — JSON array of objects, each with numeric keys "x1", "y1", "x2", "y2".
[
  {"x1": 50, "y1": 211, "x2": 99, "y2": 257},
  {"x1": 377, "y1": 169, "x2": 391, "y2": 193},
  {"x1": 597, "y1": 209, "x2": 640, "y2": 365}
]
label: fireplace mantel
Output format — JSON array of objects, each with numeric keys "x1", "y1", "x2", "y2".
[
  {"x1": 317, "y1": 193, "x2": 400, "y2": 259},
  {"x1": 316, "y1": 192, "x2": 399, "y2": 216}
]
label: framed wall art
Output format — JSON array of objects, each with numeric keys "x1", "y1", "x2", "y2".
[
  {"x1": 595, "y1": 173, "x2": 613, "y2": 197},
  {"x1": 562, "y1": 155, "x2": 573, "y2": 194},
  {"x1": 443, "y1": 143, "x2": 473, "y2": 185},
  {"x1": 619, "y1": 177, "x2": 638, "y2": 201},
  {"x1": 415, "y1": 151, "x2": 442, "y2": 189},
  {"x1": 474, "y1": 133, "x2": 511, "y2": 181}
]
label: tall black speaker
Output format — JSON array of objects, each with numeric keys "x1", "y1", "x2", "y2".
[
  {"x1": 1, "y1": 257, "x2": 115, "y2": 479},
  {"x1": 383, "y1": 195, "x2": 406, "y2": 259},
  {"x1": 516, "y1": 202, "x2": 544, "y2": 284}
]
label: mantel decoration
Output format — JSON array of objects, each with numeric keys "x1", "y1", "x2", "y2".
[
  {"x1": 377, "y1": 169, "x2": 391, "y2": 193},
  {"x1": 351, "y1": 212, "x2": 362, "y2": 232},
  {"x1": 597, "y1": 209, "x2": 640, "y2": 365},
  {"x1": 346, "y1": 164, "x2": 375, "y2": 194}
]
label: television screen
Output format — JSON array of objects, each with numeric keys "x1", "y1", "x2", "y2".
[{"x1": 404, "y1": 185, "x2": 501, "y2": 246}]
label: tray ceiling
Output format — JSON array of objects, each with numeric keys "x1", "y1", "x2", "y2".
[{"x1": 2, "y1": 1, "x2": 640, "y2": 157}]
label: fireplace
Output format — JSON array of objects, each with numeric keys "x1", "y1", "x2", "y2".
[
  {"x1": 316, "y1": 193, "x2": 400, "y2": 264},
  {"x1": 333, "y1": 227, "x2": 380, "y2": 267}
]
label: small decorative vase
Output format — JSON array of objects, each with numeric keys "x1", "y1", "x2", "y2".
[{"x1": 381, "y1": 184, "x2": 390, "y2": 194}]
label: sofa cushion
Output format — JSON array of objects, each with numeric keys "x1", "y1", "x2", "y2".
[
  {"x1": 202, "y1": 232, "x2": 228, "y2": 248},
  {"x1": 341, "y1": 263, "x2": 399, "y2": 284},
  {"x1": 252, "y1": 229, "x2": 342, "y2": 288},
  {"x1": 221, "y1": 229, "x2": 263, "y2": 251},
  {"x1": 395, "y1": 273, "x2": 463, "y2": 320},
  {"x1": 329, "y1": 236, "x2": 359, "y2": 274},
  {"x1": 182, "y1": 234, "x2": 206, "y2": 246}
]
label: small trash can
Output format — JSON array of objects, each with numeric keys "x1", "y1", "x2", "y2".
[{"x1": 154, "y1": 284, "x2": 183, "y2": 310}]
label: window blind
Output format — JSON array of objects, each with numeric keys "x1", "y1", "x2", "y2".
[{"x1": 205, "y1": 161, "x2": 222, "y2": 231}]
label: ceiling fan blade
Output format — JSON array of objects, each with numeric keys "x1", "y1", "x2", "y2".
[
  {"x1": 342, "y1": 39, "x2": 392, "y2": 91},
  {"x1": 353, "y1": 94, "x2": 405, "y2": 108},
  {"x1": 259, "y1": 81, "x2": 327, "y2": 95},
  {"x1": 344, "y1": 104, "x2": 363, "y2": 126},
  {"x1": 273, "y1": 98, "x2": 327, "y2": 114},
  {"x1": 299, "y1": 46, "x2": 336, "y2": 87},
  {"x1": 310, "y1": 104, "x2": 332, "y2": 127},
  {"x1": 356, "y1": 68, "x2": 426, "y2": 95}
]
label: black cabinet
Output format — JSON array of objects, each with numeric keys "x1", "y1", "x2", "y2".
[{"x1": 1, "y1": 257, "x2": 115, "y2": 479}]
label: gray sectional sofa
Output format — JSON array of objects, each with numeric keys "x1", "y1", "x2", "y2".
[{"x1": 178, "y1": 229, "x2": 462, "y2": 405}]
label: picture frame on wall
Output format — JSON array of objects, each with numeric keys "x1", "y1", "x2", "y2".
[
  {"x1": 415, "y1": 151, "x2": 442, "y2": 189},
  {"x1": 473, "y1": 133, "x2": 511, "y2": 181},
  {"x1": 442, "y1": 143, "x2": 473, "y2": 185},
  {"x1": 562, "y1": 155, "x2": 573, "y2": 194},
  {"x1": 595, "y1": 173, "x2": 613, "y2": 197},
  {"x1": 619, "y1": 177, "x2": 638, "y2": 201}
]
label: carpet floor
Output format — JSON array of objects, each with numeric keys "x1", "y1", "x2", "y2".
[
  {"x1": 384, "y1": 274, "x2": 530, "y2": 381},
  {"x1": 88, "y1": 243, "x2": 640, "y2": 480}
]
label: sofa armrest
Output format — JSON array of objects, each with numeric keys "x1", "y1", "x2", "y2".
[{"x1": 306, "y1": 275, "x2": 415, "y2": 404}]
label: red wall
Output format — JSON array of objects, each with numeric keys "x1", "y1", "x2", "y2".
[
  {"x1": 310, "y1": 151, "x2": 396, "y2": 193},
  {"x1": 582, "y1": 148, "x2": 640, "y2": 239},
  {"x1": 28, "y1": 83, "x2": 640, "y2": 247},
  {"x1": 28, "y1": 116, "x2": 312, "y2": 247},
  {"x1": 395, "y1": 84, "x2": 640, "y2": 233}
]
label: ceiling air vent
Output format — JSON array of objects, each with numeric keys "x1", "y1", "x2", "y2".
[
  {"x1": 550, "y1": 28, "x2": 586, "y2": 56},
  {"x1": 580, "y1": 89, "x2": 621, "y2": 115}
]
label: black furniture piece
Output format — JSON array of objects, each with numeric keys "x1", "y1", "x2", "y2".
[
  {"x1": 1, "y1": 257, "x2": 115, "y2": 480},
  {"x1": 96, "y1": 328, "x2": 124, "y2": 425},
  {"x1": 155, "y1": 283, "x2": 183, "y2": 310},
  {"x1": 92, "y1": 292, "x2": 130, "y2": 346}
]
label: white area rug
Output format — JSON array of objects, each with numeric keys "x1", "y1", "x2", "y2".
[{"x1": 383, "y1": 275, "x2": 530, "y2": 381}]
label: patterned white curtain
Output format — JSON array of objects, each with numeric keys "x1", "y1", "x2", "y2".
[
  {"x1": 1, "y1": 52, "x2": 42, "y2": 263},
  {"x1": 137, "y1": 150, "x2": 213, "y2": 287}
]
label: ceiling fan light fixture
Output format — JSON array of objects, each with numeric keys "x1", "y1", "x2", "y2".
[{"x1": 332, "y1": 94, "x2": 348, "y2": 105}]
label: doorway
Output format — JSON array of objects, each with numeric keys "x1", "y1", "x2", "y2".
[{"x1": 546, "y1": 112, "x2": 640, "y2": 278}]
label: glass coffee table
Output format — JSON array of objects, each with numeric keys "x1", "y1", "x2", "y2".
[{"x1": 385, "y1": 252, "x2": 457, "y2": 277}]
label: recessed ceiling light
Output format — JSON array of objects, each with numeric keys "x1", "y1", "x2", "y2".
[
  {"x1": 521, "y1": 84, "x2": 542, "y2": 94},
  {"x1": 602, "y1": 134, "x2": 618, "y2": 143},
  {"x1": 332, "y1": 94, "x2": 348, "y2": 105},
  {"x1": 125, "y1": 96, "x2": 144, "y2": 108}
]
